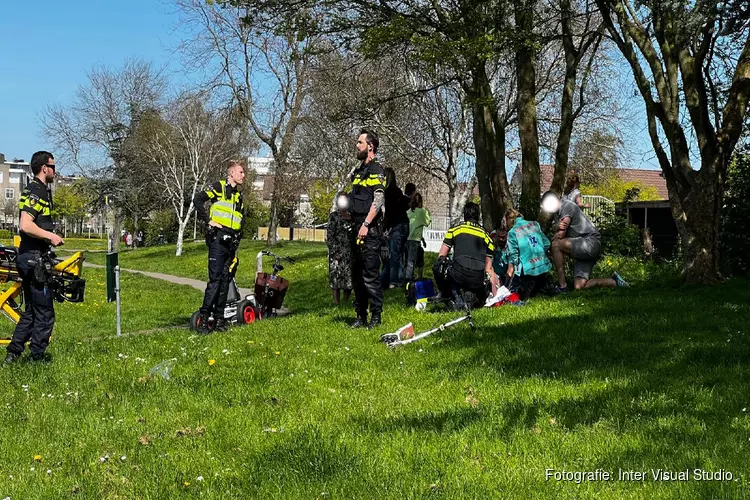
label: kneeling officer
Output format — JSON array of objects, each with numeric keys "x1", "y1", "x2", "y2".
[
  {"x1": 5, "y1": 151, "x2": 64, "y2": 364},
  {"x1": 433, "y1": 202, "x2": 499, "y2": 308},
  {"x1": 193, "y1": 160, "x2": 246, "y2": 334}
]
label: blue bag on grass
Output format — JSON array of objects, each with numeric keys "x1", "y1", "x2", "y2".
[{"x1": 405, "y1": 278, "x2": 436, "y2": 306}]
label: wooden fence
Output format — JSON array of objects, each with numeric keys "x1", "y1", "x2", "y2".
[{"x1": 257, "y1": 227, "x2": 327, "y2": 242}]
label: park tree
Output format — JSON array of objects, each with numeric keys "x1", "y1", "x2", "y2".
[
  {"x1": 547, "y1": 0, "x2": 605, "y2": 197},
  {"x1": 52, "y1": 183, "x2": 89, "y2": 237},
  {"x1": 176, "y1": 0, "x2": 317, "y2": 245},
  {"x1": 41, "y1": 58, "x2": 166, "y2": 251},
  {"x1": 135, "y1": 95, "x2": 253, "y2": 256},
  {"x1": 594, "y1": 0, "x2": 750, "y2": 283},
  {"x1": 569, "y1": 128, "x2": 625, "y2": 186},
  {"x1": 235, "y1": 0, "x2": 514, "y2": 229},
  {"x1": 305, "y1": 51, "x2": 476, "y2": 223},
  {"x1": 353, "y1": 0, "x2": 513, "y2": 230}
]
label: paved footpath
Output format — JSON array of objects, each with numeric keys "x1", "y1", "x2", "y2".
[{"x1": 84, "y1": 262, "x2": 253, "y2": 297}]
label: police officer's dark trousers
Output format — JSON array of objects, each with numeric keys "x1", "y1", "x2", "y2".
[
  {"x1": 351, "y1": 221, "x2": 384, "y2": 318},
  {"x1": 433, "y1": 260, "x2": 487, "y2": 307},
  {"x1": 201, "y1": 235, "x2": 234, "y2": 317},
  {"x1": 7, "y1": 251, "x2": 55, "y2": 358}
]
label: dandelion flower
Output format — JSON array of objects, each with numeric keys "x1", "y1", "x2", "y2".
[
  {"x1": 275, "y1": 351, "x2": 280, "y2": 356},
  {"x1": 34, "y1": 455, "x2": 42, "y2": 462},
  {"x1": 208, "y1": 359, "x2": 216, "y2": 366}
]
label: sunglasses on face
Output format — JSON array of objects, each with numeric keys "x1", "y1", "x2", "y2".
[{"x1": 45, "y1": 164, "x2": 56, "y2": 170}]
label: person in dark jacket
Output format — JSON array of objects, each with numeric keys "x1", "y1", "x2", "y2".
[
  {"x1": 348, "y1": 129, "x2": 386, "y2": 329},
  {"x1": 381, "y1": 167, "x2": 410, "y2": 288},
  {"x1": 4, "y1": 151, "x2": 64, "y2": 364}
]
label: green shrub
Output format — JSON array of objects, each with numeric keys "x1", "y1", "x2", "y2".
[
  {"x1": 144, "y1": 209, "x2": 178, "y2": 246},
  {"x1": 0, "y1": 229, "x2": 11, "y2": 239},
  {"x1": 591, "y1": 205, "x2": 644, "y2": 257},
  {"x1": 721, "y1": 148, "x2": 750, "y2": 276},
  {"x1": 242, "y1": 194, "x2": 270, "y2": 239}
]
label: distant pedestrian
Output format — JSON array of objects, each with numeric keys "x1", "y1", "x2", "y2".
[
  {"x1": 564, "y1": 173, "x2": 587, "y2": 209},
  {"x1": 405, "y1": 192, "x2": 430, "y2": 281},
  {"x1": 126, "y1": 232, "x2": 133, "y2": 248},
  {"x1": 382, "y1": 167, "x2": 409, "y2": 288}
]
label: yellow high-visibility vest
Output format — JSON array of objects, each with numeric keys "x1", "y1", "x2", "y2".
[{"x1": 208, "y1": 180, "x2": 243, "y2": 231}]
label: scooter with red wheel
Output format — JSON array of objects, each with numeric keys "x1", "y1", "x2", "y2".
[{"x1": 189, "y1": 249, "x2": 293, "y2": 331}]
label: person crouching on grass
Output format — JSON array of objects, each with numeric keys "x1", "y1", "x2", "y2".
[
  {"x1": 433, "y1": 202, "x2": 500, "y2": 309},
  {"x1": 502, "y1": 207, "x2": 551, "y2": 299},
  {"x1": 541, "y1": 191, "x2": 628, "y2": 293}
]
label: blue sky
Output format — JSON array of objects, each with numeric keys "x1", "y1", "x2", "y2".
[
  {"x1": 0, "y1": 1, "x2": 184, "y2": 164},
  {"x1": 0, "y1": 1, "x2": 661, "y2": 174}
]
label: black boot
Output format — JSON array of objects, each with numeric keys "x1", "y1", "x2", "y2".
[
  {"x1": 30, "y1": 352, "x2": 53, "y2": 364},
  {"x1": 368, "y1": 314, "x2": 382, "y2": 329},
  {"x1": 196, "y1": 313, "x2": 213, "y2": 335},
  {"x1": 3, "y1": 352, "x2": 20, "y2": 365},
  {"x1": 351, "y1": 315, "x2": 368, "y2": 328},
  {"x1": 214, "y1": 317, "x2": 228, "y2": 332}
]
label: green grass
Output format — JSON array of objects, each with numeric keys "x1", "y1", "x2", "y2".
[{"x1": 1, "y1": 243, "x2": 749, "y2": 498}]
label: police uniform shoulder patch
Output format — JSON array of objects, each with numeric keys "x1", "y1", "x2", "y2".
[{"x1": 28, "y1": 193, "x2": 40, "y2": 205}]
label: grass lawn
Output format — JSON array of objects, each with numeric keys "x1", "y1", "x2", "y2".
[{"x1": 1, "y1": 242, "x2": 749, "y2": 498}]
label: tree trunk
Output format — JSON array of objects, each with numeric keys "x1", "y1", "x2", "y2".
[
  {"x1": 466, "y1": 64, "x2": 509, "y2": 231},
  {"x1": 110, "y1": 209, "x2": 121, "y2": 253},
  {"x1": 471, "y1": 99, "x2": 496, "y2": 231},
  {"x1": 515, "y1": 0, "x2": 542, "y2": 220},
  {"x1": 175, "y1": 222, "x2": 187, "y2": 257},
  {"x1": 451, "y1": 176, "x2": 477, "y2": 225},
  {"x1": 490, "y1": 119, "x2": 511, "y2": 223},
  {"x1": 267, "y1": 197, "x2": 279, "y2": 246},
  {"x1": 670, "y1": 170, "x2": 723, "y2": 284},
  {"x1": 551, "y1": 0, "x2": 578, "y2": 195}
]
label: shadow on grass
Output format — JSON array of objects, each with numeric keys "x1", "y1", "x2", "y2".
[{"x1": 343, "y1": 279, "x2": 750, "y2": 486}]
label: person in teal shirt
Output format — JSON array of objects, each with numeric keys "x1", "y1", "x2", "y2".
[
  {"x1": 503, "y1": 208, "x2": 551, "y2": 299},
  {"x1": 490, "y1": 227, "x2": 509, "y2": 277},
  {"x1": 405, "y1": 193, "x2": 430, "y2": 280}
]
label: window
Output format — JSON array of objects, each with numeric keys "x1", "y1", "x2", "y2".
[
  {"x1": 5, "y1": 188, "x2": 14, "y2": 200},
  {"x1": 0, "y1": 172, "x2": 4, "y2": 183},
  {"x1": 9, "y1": 174, "x2": 19, "y2": 184}
]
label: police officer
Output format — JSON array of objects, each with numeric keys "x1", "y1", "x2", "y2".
[
  {"x1": 433, "y1": 202, "x2": 500, "y2": 309},
  {"x1": 4, "y1": 151, "x2": 64, "y2": 364},
  {"x1": 349, "y1": 129, "x2": 386, "y2": 329},
  {"x1": 193, "y1": 160, "x2": 246, "y2": 334}
]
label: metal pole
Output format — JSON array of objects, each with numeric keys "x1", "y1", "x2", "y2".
[{"x1": 115, "y1": 264, "x2": 122, "y2": 337}]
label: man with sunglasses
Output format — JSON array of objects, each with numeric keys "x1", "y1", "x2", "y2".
[{"x1": 4, "y1": 151, "x2": 64, "y2": 364}]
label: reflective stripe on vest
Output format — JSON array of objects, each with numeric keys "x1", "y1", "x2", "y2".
[
  {"x1": 352, "y1": 173, "x2": 385, "y2": 189},
  {"x1": 209, "y1": 180, "x2": 243, "y2": 231}
]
